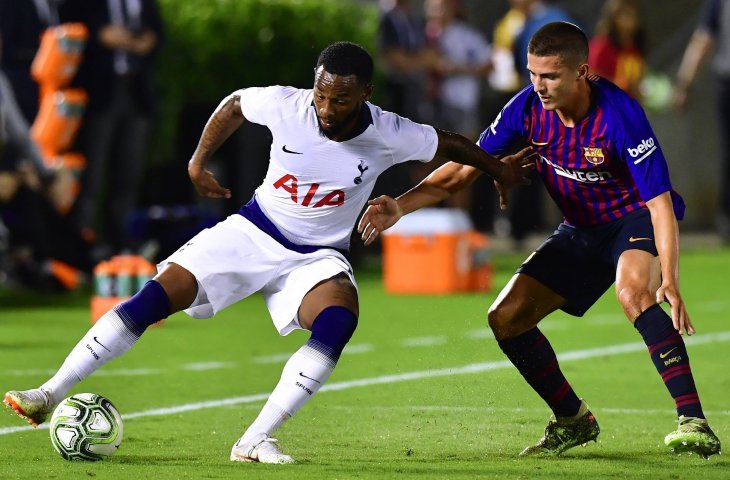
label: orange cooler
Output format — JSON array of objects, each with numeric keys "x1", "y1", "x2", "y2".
[{"x1": 381, "y1": 209, "x2": 491, "y2": 294}]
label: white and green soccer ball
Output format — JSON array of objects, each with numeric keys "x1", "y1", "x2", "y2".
[{"x1": 49, "y1": 393, "x2": 123, "y2": 461}]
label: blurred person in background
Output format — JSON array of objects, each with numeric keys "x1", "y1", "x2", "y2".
[
  {"x1": 0, "y1": 62, "x2": 93, "y2": 291},
  {"x1": 375, "y1": 0, "x2": 436, "y2": 203},
  {"x1": 377, "y1": 0, "x2": 432, "y2": 123},
  {"x1": 674, "y1": 0, "x2": 730, "y2": 243},
  {"x1": 418, "y1": 0, "x2": 492, "y2": 212},
  {"x1": 424, "y1": 0, "x2": 492, "y2": 142},
  {"x1": 588, "y1": 0, "x2": 646, "y2": 101},
  {"x1": 63, "y1": 0, "x2": 163, "y2": 253}
]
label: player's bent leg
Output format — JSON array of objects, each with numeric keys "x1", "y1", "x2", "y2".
[
  {"x1": 3, "y1": 267, "x2": 192, "y2": 427},
  {"x1": 487, "y1": 273, "x2": 564, "y2": 340},
  {"x1": 520, "y1": 400, "x2": 600, "y2": 457},
  {"x1": 617, "y1": 252, "x2": 718, "y2": 456},
  {"x1": 488, "y1": 274, "x2": 596, "y2": 455},
  {"x1": 231, "y1": 295, "x2": 358, "y2": 464}
]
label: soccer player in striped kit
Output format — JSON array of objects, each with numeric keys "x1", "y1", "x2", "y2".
[
  {"x1": 359, "y1": 22, "x2": 721, "y2": 458},
  {"x1": 4, "y1": 41, "x2": 533, "y2": 464}
]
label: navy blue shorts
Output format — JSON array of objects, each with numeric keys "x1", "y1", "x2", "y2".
[{"x1": 516, "y1": 208, "x2": 658, "y2": 317}]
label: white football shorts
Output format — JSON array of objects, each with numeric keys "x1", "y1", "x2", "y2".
[{"x1": 158, "y1": 214, "x2": 357, "y2": 336}]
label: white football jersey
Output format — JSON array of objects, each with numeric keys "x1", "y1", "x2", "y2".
[{"x1": 237, "y1": 85, "x2": 439, "y2": 250}]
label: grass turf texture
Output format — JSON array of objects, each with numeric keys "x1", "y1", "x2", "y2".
[{"x1": 0, "y1": 248, "x2": 728, "y2": 479}]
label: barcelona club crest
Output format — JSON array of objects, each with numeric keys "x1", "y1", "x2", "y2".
[{"x1": 583, "y1": 147, "x2": 605, "y2": 165}]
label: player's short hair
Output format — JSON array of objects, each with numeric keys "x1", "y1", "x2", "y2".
[
  {"x1": 528, "y1": 21, "x2": 588, "y2": 66},
  {"x1": 316, "y1": 41, "x2": 374, "y2": 85}
]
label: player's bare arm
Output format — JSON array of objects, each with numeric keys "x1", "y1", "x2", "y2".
[
  {"x1": 187, "y1": 93, "x2": 246, "y2": 199},
  {"x1": 645, "y1": 192, "x2": 694, "y2": 336},
  {"x1": 434, "y1": 128, "x2": 534, "y2": 190}
]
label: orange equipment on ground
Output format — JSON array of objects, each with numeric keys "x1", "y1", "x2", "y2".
[
  {"x1": 90, "y1": 255, "x2": 164, "y2": 327},
  {"x1": 29, "y1": 23, "x2": 89, "y2": 214},
  {"x1": 381, "y1": 209, "x2": 492, "y2": 294}
]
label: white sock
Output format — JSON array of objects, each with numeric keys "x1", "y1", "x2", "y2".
[
  {"x1": 240, "y1": 342, "x2": 336, "y2": 442},
  {"x1": 41, "y1": 308, "x2": 142, "y2": 404}
]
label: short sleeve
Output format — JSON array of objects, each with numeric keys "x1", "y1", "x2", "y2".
[
  {"x1": 477, "y1": 89, "x2": 528, "y2": 155},
  {"x1": 616, "y1": 98, "x2": 673, "y2": 202},
  {"x1": 375, "y1": 110, "x2": 439, "y2": 164},
  {"x1": 237, "y1": 86, "x2": 300, "y2": 127}
]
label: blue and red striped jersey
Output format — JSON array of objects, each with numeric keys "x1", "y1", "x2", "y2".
[{"x1": 478, "y1": 76, "x2": 684, "y2": 226}]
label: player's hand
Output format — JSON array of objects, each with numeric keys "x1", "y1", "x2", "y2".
[
  {"x1": 188, "y1": 161, "x2": 231, "y2": 199},
  {"x1": 494, "y1": 146, "x2": 536, "y2": 210},
  {"x1": 656, "y1": 282, "x2": 694, "y2": 336},
  {"x1": 357, "y1": 195, "x2": 402, "y2": 246}
]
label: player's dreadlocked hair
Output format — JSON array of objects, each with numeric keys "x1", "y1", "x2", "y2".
[
  {"x1": 316, "y1": 41, "x2": 374, "y2": 86},
  {"x1": 529, "y1": 21, "x2": 589, "y2": 66}
]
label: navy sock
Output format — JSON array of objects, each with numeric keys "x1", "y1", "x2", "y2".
[
  {"x1": 634, "y1": 304, "x2": 704, "y2": 418},
  {"x1": 115, "y1": 280, "x2": 171, "y2": 336},
  {"x1": 498, "y1": 327, "x2": 582, "y2": 417},
  {"x1": 307, "y1": 306, "x2": 358, "y2": 361}
]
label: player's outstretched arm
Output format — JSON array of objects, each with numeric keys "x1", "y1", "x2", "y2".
[
  {"x1": 358, "y1": 161, "x2": 476, "y2": 245},
  {"x1": 646, "y1": 192, "x2": 694, "y2": 335},
  {"x1": 434, "y1": 128, "x2": 534, "y2": 198},
  {"x1": 187, "y1": 93, "x2": 246, "y2": 199}
]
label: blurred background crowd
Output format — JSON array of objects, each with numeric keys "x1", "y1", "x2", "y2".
[{"x1": 0, "y1": 0, "x2": 727, "y2": 293}]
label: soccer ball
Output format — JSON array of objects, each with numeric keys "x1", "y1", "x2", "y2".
[{"x1": 49, "y1": 393, "x2": 123, "y2": 461}]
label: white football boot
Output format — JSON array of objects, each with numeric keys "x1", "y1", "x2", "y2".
[
  {"x1": 230, "y1": 432, "x2": 295, "y2": 464},
  {"x1": 4, "y1": 388, "x2": 56, "y2": 427}
]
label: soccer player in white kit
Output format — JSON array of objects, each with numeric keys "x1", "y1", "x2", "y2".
[{"x1": 4, "y1": 42, "x2": 533, "y2": 463}]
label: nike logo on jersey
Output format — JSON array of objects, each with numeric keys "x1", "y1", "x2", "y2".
[
  {"x1": 299, "y1": 372, "x2": 321, "y2": 384},
  {"x1": 659, "y1": 347, "x2": 678, "y2": 359},
  {"x1": 93, "y1": 336, "x2": 111, "y2": 352},
  {"x1": 531, "y1": 139, "x2": 549, "y2": 146},
  {"x1": 282, "y1": 145, "x2": 303, "y2": 155},
  {"x1": 628, "y1": 236, "x2": 652, "y2": 243}
]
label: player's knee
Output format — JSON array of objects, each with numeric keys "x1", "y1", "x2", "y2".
[
  {"x1": 616, "y1": 286, "x2": 653, "y2": 320},
  {"x1": 488, "y1": 301, "x2": 536, "y2": 340},
  {"x1": 154, "y1": 263, "x2": 198, "y2": 313},
  {"x1": 309, "y1": 306, "x2": 358, "y2": 358},
  {"x1": 487, "y1": 303, "x2": 512, "y2": 339},
  {"x1": 116, "y1": 280, "x2": 171, "y2": 334}
]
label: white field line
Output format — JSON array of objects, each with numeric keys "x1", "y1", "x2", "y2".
[
  {"x1": 253, "y1": 343, "x2": 374, "y2": 364},
  {"x1": 2, "y1": 330, "x2": 729, "y2": 437},
  {"x1": 401, "y1": 336, "x2": 447, "y2": 347}
]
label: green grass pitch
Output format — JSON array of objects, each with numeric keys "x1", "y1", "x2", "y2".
[{"x1": 0, "y1": 248, "x2": 728, "y2": 479}]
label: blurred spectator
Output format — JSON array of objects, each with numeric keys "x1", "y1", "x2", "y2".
[
  {"x1": 489, "y1": 3, "x2": 526, "y2": 98},
  {"x1": 63, "y1": 0, "x2": 163, "y2": 252},
  {"x1": 512, "y1": 0, "x2": 577, "y2": 81},
  {"x1": 674, "y1": 0, "x2": 730, "y2": 242},
  {"x1": 0, "y1": 68, "x2": 93, "y2": 290},
  {"x1": 424, "y1": 0, "x2": 492, "y2": 141},
  {"x1": 0, "y1": 0, "x2": 63, "y2": 123},
  {"x1": 374, "y1": 0, "x2": 438, "y2": 205},
  {"x1": 472, "y1": 2, "x2": 526, "y2": 234},
  {"x1": 377, "y1": 0, "x2": 432, "y2": 123},
  {"x1": 418, "y1": 0, "x2": 492, "y2": 212},
  {"x1": 588, "y1": 0, "x2": 646, "y2": 100}
]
